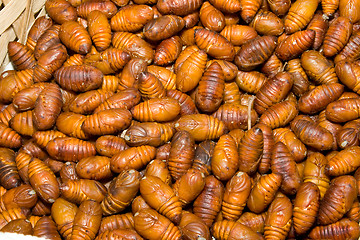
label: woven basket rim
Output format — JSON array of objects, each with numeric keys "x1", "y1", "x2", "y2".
[{"x1": 0, "y1": 0, "x2": 47, "y2": 72}]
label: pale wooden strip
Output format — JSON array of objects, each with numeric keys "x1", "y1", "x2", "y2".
[
  {"x1": 0, "y1": 0, "x2": 26, "y2": 35},
  {"x1": 19, "y1": 0, "x2": 32, "y2": 43},
  {"x1": 32, "y1": 0, "x2": 46, "y2": 14},
  {"x1": 36, "y1": 6, "x2": 46, "y2": 17},
  {"x1": 2, "y1": 0, "x2": 32, "y2": 43}
]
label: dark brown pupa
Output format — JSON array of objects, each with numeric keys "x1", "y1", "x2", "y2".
[
  {"x1": 195, "y1": 61, "x2": 225, "y2": 113},
  {"x1": 195, "y1": 28, "x2": 235, "y2": 61},
  {"x1": 234, "y1": 35, "x2": 277, "y2": 71},
  {"x1": 54, "y1": 65, "x2": 103, "y2": 92},
  {"x1": 7, "y1": 41, "x2": 36, "y2": 70}
]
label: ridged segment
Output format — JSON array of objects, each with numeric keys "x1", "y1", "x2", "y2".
[
  {"x1": 69, "y1": 89, "x2": 114, "y2": 114},
  {"x1": 212, "y1": 134, "x2": 239, "y2": 181},
  {"x1": 254, "y1": 72, "x2": 293, "y2": 114},
  {"x1": 61, "y1": 179, "x2": 107, "y2": 204},
  {"x1": 59, "y1": 21, "x2": 91, "y2": 54},
  {"x1": 51, "y1": 198, "x2": 77, "y2": 240},
  {"x1": 10, "y1": 111, "x2": 35, "y2": 137},
  {"x1": 91, "y1": 48, "x2": 130, "y2": 74},
  {"x1": 26, "y1": 16, "x2": 53, "y2": 51},
  {"x1": 56, "y1": 112, "x2": 89, "y2": 139},
  {"x1": 0, "y1": 69, "x2": 33, "y2": 104},
  {"x1": 134, "y1": 209, "x2": 181, "y2": 240},
  {"x1": 292, "y1": 182, "x2": 320, "y2": 235},
  {"x1": 88, "y1": 10, "x2": 112, "y2": 52},
  {"x1": 275, "y1": 30, "x2": 315, "y2": 61},
  {"x1": 285, "y1": 11, "x2": 309, "y2": 33},
  {"x1": 264, "y1": 196, "x2": 292, "y2": 240},
  {"x1": 101, "y1": 76, "x2": 119, "y2": 92},
  {"x1": 335, "y1": 31, "x2": 360, "y2": 63},
  {"x1": 33, "y1": 83, "x2": 63, "y2": 130},
  {"x1": 238, "y1": 127, "x2": 264, "y2": 175},
  {"x1": 256, "y1": 123, "x2": 274, "y2": 174},
  {"x1": 46, "y1": 137, "x2": 96, "y2": 162},
  {"x1": 8, "y1": 42, "x2": 36, "y2": 70},
  {"x1": 167, "y1": 131, "x2": 195, "y2": 180},
  {"x1": 208, "y1": 115, "x2": 226, "y2": 140},
  {"x1": 95, "y1": 229, "x2": 142, "y2": 240},
  {"x1": 223, "y1": 82, "x2": 241, "y2": 104},
  {"x1": 240, "y1": 0, "x2": 262, "y2": 23},
  {"x1": 0, "y1": 208, "x2": 27, "y2": 229},
  {"x1": 112, "y1": 32, "x2": 154, "y2": 64},
  {"x1": 110, "y1": 145, "x2": 156, "y2": 173},
  {"x1": 323, "y1": 17, "x2": 352, "y2": 57},
  {"x1": 154, "y1": 36, "x2": 183, "y2": 66},
  {"x1": 148, "y1": 66, "x2": 177, "y2": 90},
  {"x1": 77, "y1": 0, "x2": 117, "y2": 18},
  {"x1": 247, "y1": 173, "x2": 282, "y2": 213},
  {"x1": 140, "y1": 175, "x2": 182, "y2": 224},
  {"x1": 326, "y1": 146, "x2": 360, "y2": 176},
  {"x1": 55, "y1": 65, "x2": 103, "y2": 92},
  {"x1": 132, "y1": 98, "x2": 180, "y2": 122},
  {"x1": 33, "y1": 43, "x2": 67, "y2": 82},
  {"x1": 290, "y1": 117, "x2": 333, "y2": 151},
  {"x1": 322, "y1": 0, "x2": 340, "y2": 17},
  {"x1": 28, "y1": 158, "x2": 59, "y2": 203},
  {"x1": 284, "y1": 0, "x2": 318, "y2": 34},
  {"x1": 95, "y1": 135, "x2": 129, "y2": 157},
  {"x1": 14, "y1": 152, "x2": 32, "y2": 183},
  {"x1": 303, "y1": 153, "x2": 330, "y2": 199},
  {"x1": 193, "y1": 176, "x2": 224, "y2": 227},
  {"x1": 302, "y1": 52, "x2": 338, "y2": 85},
  {"x1": 318, "y1": 175, "x2": 357, "y2": 225},
  {"x1": 34, "y1": 24, "x2": 60, "y2": 59},
  {"x1": 326, "y1": 98, "x2": 360, "y2": 123},
  {"x1": 0, "y1": 104, "x2": 17, "y2": 126},
  {"x1": 95, "y1": 88, "x2": 140, "y2": 113},
  {"x1": 273, "y1": 128, "x2": 307, "y2": 162},
  {"x1": 156, "y1": 0, "x2": 203, "y2": 15},
  {"x1": 271, "y1": 142, "x2": 301, "y2": 195},
  {"x1": 236, "y1": 70, "x2": 267, "y2": 94},
  {"x1": 309, "y1": 218, "x2": 360, "y2": 240},
  {"x1": 237, "y1": 212, "x2": 266, "y2": 234},
  {"x1": 212, "y1": 220, "x2": 234, "y2": 239},
  {"x1": 195, "y1": 62, "x2": 225, "y2": 113},
  {"x1": 138, "y1": 72, "x2": 166, "y2": 100},
  {"x1": 101, "y1": 169, "x2": 140, "y2": 215},
  {"x1": 0, "y1": 123, "x2": 21, "y2": 148},
  {"x1": 0, "y1": 150, "x2": 20, "y2": 190},
  {"x1": 222, "y1": 172, "x2": 251, "y2": 220},
  {"x1": 161, "y1": 224, "x2": 182, "y2": 240},
  {"x1": 99, "y1": 213, "x2": 134, "y2": 233},
  {"x1": 259, "y1": 100, "x2": 298, "y2": 129},
  {"x1": 299, "y1": 83, "x2": 344, "y2": 115},
  {"x1": 111, "y1": 5, "x2": 153, "y2": 32},
  {"x1": 63, "y1": 54, "x2": 84, "y2": 67},
  {"x1": 287, "y1": 58, "x2": 307, "y2": 78},
  {"x1": 208, "y1": 0, "x2": 241, "y2": 13},
  {"x1": 82, "y1": 108, "x2": 132, "y2": 136},
  {"x1": 194, "y1": 28, "x2": 235, "y2": 61},
  {"x1": 71, "y1": 200, "x2": 102, "y2": 240},
  {"x1": 336, "y1": 61, "x2": 360, "y2": 94},
  {"x1": 13, "y1": 83, "x2": 47, "y2": 111},
  {"x1": 176, "y1": 49, "x2": 207, "y2": 92}
]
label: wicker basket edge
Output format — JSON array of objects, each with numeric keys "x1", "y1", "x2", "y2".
[{"x1": 0, "y1": 0, "x2": 47, "y2": 72}]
